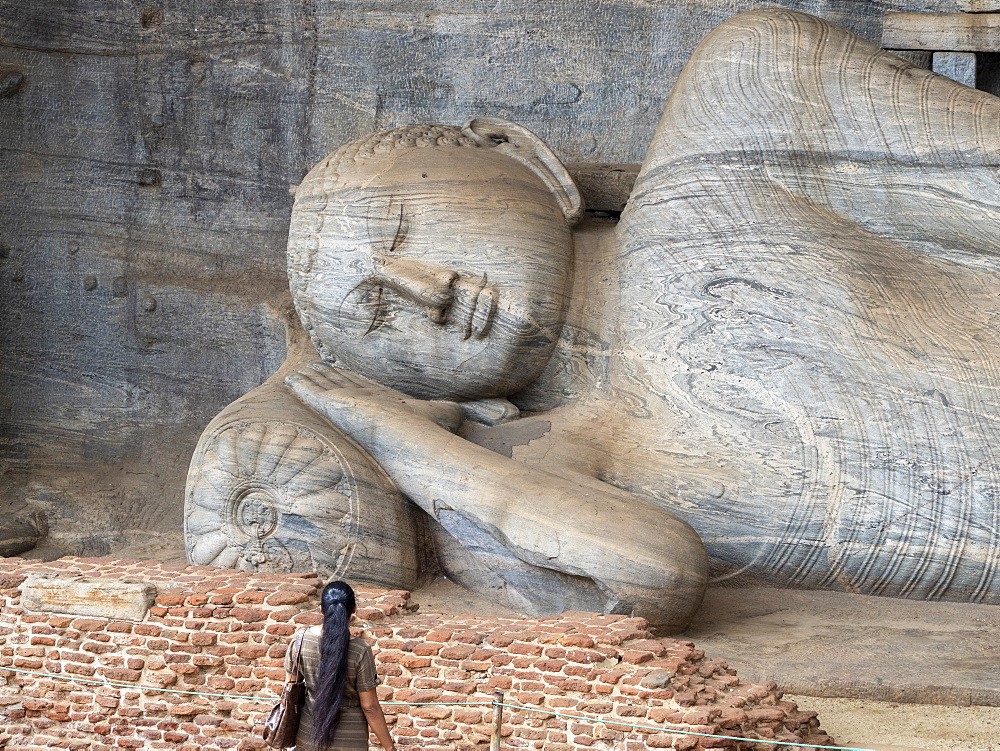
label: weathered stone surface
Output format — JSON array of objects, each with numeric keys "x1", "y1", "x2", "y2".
[
  {"x1": 887, "y1": 49, "x2": 933, "y2": 68},
  {"x1": 565, "y1": 163, "x2": 640, "y2": 213},
  {"x1": 21, "y1": 573, "x2": 156, "y2": 620},
  {"x1": 0, "y1": 511, "x2": 46, "y2": 557},
  {"x1": 958, "y1": 0, "x2": 1000, "y2": 11},
  {"x1": 0, "y1": 0, "x2": 965, "y2": 560}
]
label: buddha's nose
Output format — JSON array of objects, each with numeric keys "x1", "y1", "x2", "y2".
[{"x1": 370, "y1": 257, "x2": 458, "y2": 323}]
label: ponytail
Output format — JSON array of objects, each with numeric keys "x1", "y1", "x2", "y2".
[{"x1": 314, "y1": 580, "x2": 357, "y2": 745}]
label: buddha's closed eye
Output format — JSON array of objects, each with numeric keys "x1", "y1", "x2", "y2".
[{"x1": 358, "y1": 198, "x2": 460, "y2": 331}]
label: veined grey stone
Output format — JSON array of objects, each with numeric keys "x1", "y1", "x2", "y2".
[{"x1": 189, "y1": 8, "x2": 1000, "y2": 633}]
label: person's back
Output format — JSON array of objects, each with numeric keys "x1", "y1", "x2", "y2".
[
  {"x1": 292, "y1": 630, "x2": 381, "y2": 750},
  {"x1": 285, "y1": 582, "x2": 395, "y2": 751}
]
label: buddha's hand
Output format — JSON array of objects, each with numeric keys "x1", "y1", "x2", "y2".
[{"x1": 285, "y1": 362, "x2": 464, "y2": 439}]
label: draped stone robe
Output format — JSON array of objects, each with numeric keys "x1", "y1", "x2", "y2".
[{"x1": 616, "y1": 8, "x2": 1000, "y2": 602}]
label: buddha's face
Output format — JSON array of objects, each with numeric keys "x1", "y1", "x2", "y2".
[{"x1": 288, "y1": 146, "x2": 574, "y2": 400}]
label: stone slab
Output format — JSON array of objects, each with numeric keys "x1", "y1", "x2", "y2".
[
  {"x1": 21, "y1": 573, "x2": 157, "y2": 621},
  {"x1": 933, "y1": 50, "x2": 978, "y2": 85},
  {"x1": 565, "y1": 163, "x2": 640, "y2": 213},
  {"x1": 684, "y1": 586, "x2": 1000, "y2": 707},
  {"x1": 884, "y1": 11, "x2": 1000, "y2": 51}
]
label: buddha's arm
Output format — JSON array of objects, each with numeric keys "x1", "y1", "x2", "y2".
[{"x1": 286, "y1": 363, "x2": 707, "y2": 630}]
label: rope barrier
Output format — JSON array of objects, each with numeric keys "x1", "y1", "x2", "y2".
[
  {"x1": 382, "y1": 701, "x2": 493, "y2": 706},
  {"x1": 0, "y1": 665, "x2": 880, "y2": 750},
  {"x1": 496, "y1": 699, "x2": 878, "y2": 751}
]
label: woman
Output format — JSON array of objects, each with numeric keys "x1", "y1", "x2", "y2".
[{"x1": 284, "y1": 580, "x2": 395, "y2": 750}]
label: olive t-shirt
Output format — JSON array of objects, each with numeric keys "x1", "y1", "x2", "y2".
[{"x1": 285, "y1": 628, "x2": 380, "y2": 708}]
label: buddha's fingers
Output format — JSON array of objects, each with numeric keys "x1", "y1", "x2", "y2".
[
  {"x1": 303, "y1": 361, "x2": 360, "y2": 390},
  {"x1": 284, "y1": 372, "x2": 355, "y2": 413}
]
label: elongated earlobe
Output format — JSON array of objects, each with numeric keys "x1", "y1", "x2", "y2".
[{"x1": 462, "y1": 117, "x2": 585, "y2": 224}]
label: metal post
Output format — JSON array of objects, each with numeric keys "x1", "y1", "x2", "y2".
[{"x1": 489, "y1": 688, "x2": 504, "y2": 751}]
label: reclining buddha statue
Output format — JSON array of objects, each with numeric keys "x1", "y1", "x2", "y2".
[{"x1": 185, "y1": 8, "x2": 1000, "y2": 631}]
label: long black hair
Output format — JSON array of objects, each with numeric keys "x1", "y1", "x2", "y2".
[{"x1": 314, "y1": 580, "x2": 357, "y2": 745}]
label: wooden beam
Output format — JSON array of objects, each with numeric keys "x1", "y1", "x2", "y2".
[{"x1": 883, "y1": 12, "x2": 1000, "y2": 51}]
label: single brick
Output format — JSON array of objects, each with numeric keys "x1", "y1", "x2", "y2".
[
  {"x1": 101, "y1": 668, "x2": 142, "y2": 682},
  {"x1": 70, "y1": 618, "x2": 108, "y2": 632},
  {"x1": 399, "y1": 655, "x2": 431, "y2": 669},
  {"x1": 233, "y1": 590, "x2": 267, "y2": 604},
  {"x1": 412, "y1": 705, "x2": 452, "y2": 720},
  {"x1": 746, "y1": 707, "x2": 786, "y2": 723},
  {"x1": 264, "y1": 591, "x2": 309, "y2": 607},
  {"x1": 558, "y1": 634, "x2": 596, "y2": 648},
  {"x1": 508, "y1": 641, "x2": 544, "y2": 656},
  {"x1": 235, "y1": 644, "x2": 268, "y2": 659},
  {"x1": 565, "y1": 649, "x2": 606, "y2": 664},
  {"x1": 622, "y1": 650, "x2": 655, "y2": 665},
  {"x1": 155, "y1": 593, "x2": 186, "y2": 607},
  {"x1": 438, "y1": 644, "x2": 476, "y2": 660},
  {"x1": 412, "y1": 642, "x2": 442, "y2": 657},
  {"x1": 231, "y1": 608, "x2": 268, "y2": 623}
]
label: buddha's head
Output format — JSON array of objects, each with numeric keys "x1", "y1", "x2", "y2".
[{"x1": 287, "y1": 118, "x2": 583, "y2": 401}]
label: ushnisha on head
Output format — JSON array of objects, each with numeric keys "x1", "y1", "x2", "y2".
[{"x1": 287, "y1": 118, "x2": 584, "y2": 401}]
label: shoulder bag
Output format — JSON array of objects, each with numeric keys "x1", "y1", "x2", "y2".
[{"x1": 262, "y1": 627, "x2": 308, "y2": 748}]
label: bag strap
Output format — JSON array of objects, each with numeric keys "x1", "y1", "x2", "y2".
[{"x1": 286, "y1": 628, "x2": 308, "y2": 681}]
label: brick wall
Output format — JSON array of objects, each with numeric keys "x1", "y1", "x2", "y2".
[{"x1": 0, "y1": 557, "x2": 834, "y2": 750}]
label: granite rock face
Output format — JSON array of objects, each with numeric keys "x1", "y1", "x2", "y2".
[{"x1": 0, "y1": 0, "x2": 963, "y2": 560}]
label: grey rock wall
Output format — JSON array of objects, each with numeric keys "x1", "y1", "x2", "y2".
[{"x1": 0, "y1": 0, "x2": 966, "y2": 556}]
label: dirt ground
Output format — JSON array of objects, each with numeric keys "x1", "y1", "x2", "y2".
[{"x1": 783, "y1": 695, "x2": 1000, "y2": 751}]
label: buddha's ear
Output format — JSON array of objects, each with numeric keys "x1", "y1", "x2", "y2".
[{"x1": 462, "y1": 117, "x2": 584, "y2": 225}]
